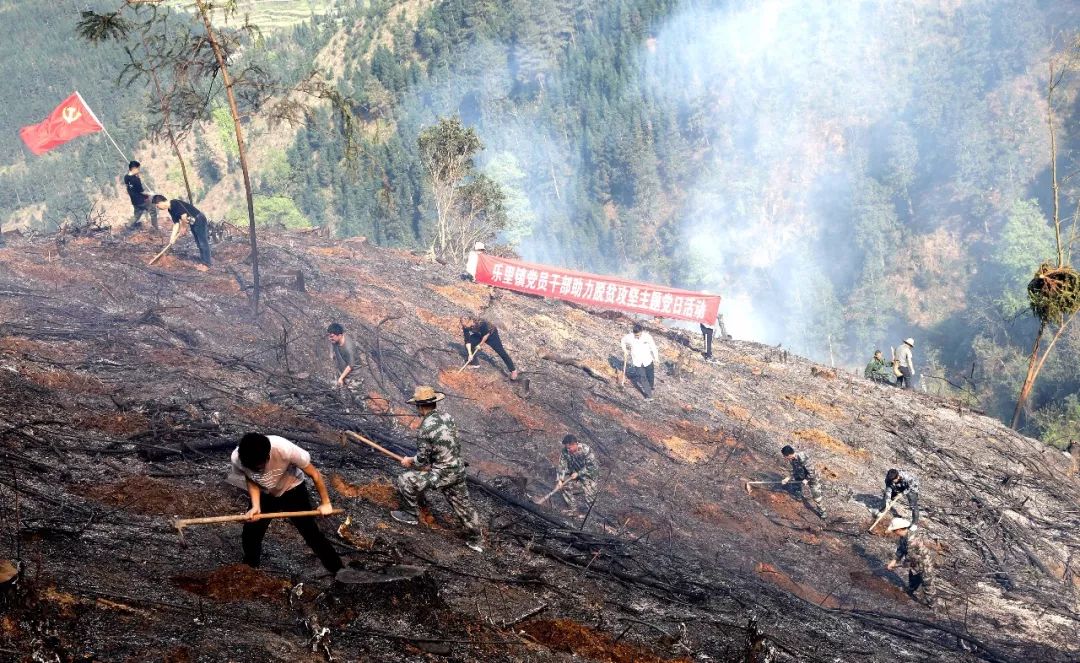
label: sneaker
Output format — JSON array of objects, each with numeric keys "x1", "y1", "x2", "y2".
[
  {"x1": 390, "y1": 510, "x2": 419, "y2": 525},
  {"x1": 465, "y1": 539, "x2": 484, "y2": 553},
  {"x1": 644, "y1": 397, "x2": 654, "y2": 402},
  {"x1": 510, "y1": 370, "x2": 519, "y2": 381}
]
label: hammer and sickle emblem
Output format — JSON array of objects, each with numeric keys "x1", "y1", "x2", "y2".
[{"x1": 61, "y1": 106, "x2": 82, "y2": 124}]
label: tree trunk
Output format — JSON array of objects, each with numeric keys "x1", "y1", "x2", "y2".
[
  {"x1": 194, "y1": 0, "x2": 260, "y2": 314},
  {"x1": 1012, "y1": 321, "x2": 1045, "y2": 429},
  {"x1": 136, "y1": 30, "x2": 194, "y2": 203}
]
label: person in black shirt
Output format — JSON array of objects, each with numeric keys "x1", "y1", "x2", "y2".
[
  {"x1": 123, "y1": 160, "x2": 157, "y2": 230},
  {"x1": 151, "y1": 194, "x2": 211, "y2": 269},
  {"x1": 460, "y1": 315, "x2": 518, "y2": 380}
]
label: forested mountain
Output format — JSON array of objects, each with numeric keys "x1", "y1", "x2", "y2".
[{"x1": 3, "y1": 0, "x2": 1080, "y2": 446}]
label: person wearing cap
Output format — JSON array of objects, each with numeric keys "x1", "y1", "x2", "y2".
[
  {"x1": 886, "y1": 518, "x2": 935, "y2": 605},
  {"x1": 461, "y1": 315, "x2": 519, "y2": 381},
  {"x1": 230, "y1": 432, "x2": 347, "y2": 578},
  {"x1": 863, "y1": 350, "x2": 894, "y2": 384},
  {"x1": 391, "y1": 386, "x2": 484, "y2": 552},
  {"x1": 780, "y1": 445, "x2": 825, "y2": 517},
  {"x1": 877, "y1": 468, "x2": 920, "y2": 526},
  {"x1": 326, "y1": 322, "x2": 363, "y2": 400},
  {"x1": 621, "y1": 323, "x2": 660, "y2": 401},
  {"x1": 556, "y1": 434, "x2": 599, "y2": 512},
  {"x1": 895, "y1": 338, "x2": 916, "y2": 389},
  {"x1": 123, "y1": 160, "x2": 158, "y2": 231},
  {"x1": 465, "y1": 241, "x2": 486, "y2": 280}
]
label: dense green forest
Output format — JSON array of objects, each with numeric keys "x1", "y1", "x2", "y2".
[{"x1": 2, "y1": 0, "x2": 1080, "y2": 445}]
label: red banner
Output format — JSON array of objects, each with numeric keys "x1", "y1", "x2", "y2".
[
  {"x1": 472, "y1": 253, "x2": 721, "y2": 325},
  {"x1": 19, "y1": 92, "x2": 104, "y2": 156}
]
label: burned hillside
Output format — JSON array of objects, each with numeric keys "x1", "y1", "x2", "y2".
[{"x1": 0, "y1": 227, "x2": 1078, "y2": 662}]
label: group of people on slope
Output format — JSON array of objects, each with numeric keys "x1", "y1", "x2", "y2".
[
  {"x1": 864, "y1": 337, "x2": 918, "y2": 389},
  {"x1": 122, "y1": 160, "x2": 212, "y2": 270},
  {"x1": 778, "y1": 445, "x2": 933, "y2": 605}
]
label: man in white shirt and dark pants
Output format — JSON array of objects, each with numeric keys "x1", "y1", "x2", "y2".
[
  {"x1": 621, "y1": 323, "x2": 660, "y2": 401},
  {"x1": 896, "y1": 337, "x2": 916, "y2": 390},
  {"x1": 231, "y1": 433, "x2": 343, "y2": 575}
]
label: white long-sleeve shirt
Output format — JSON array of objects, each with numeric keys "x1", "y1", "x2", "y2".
[{"x1": 621, "y1": 332, "x2": 659, "y2": 367}]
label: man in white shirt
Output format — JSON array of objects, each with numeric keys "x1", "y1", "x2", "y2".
[
  {"x1": 231, "y1": 433, "x2": 343, "y2": 575},
  {"x1": 621, "y1": 323, "x2": 660, "y2": 401},
  {"x1": 895, "y1": 337, "x2": 916, "y2": 390}
]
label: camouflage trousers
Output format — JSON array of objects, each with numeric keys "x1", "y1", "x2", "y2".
[
  {"x1": 560, "y1": 475, "x2": 598, "y2": 510},
  {"x1": 789, "y1": 478, "x2": 823, "y2": 505},
  {"x1": 907, "y1": 560, "x2": 935, "y2": 603},
  {"x1": 396, "y1": 470, "x2": 481, "y2": 538}
]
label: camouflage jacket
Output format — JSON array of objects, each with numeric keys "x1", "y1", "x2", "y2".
[
  {"x1": 414, "y1": 411, "x2": 466, "y2": 484},
  {"x1": 894, "y1": 533, "x2": 934, "y2": 575},
  {"x1": 558, "y1": 443, "x2": 598, "y2": 481},
  {"x1": 882, "y1": 470, "x2": 920, "y2": 506},
  {"x1": 789, "y1": 452, "x2": 818, "y2": 483}
]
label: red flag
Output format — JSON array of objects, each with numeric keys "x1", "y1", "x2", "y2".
[{"x1": 19, "y1": 92, "x2": 104, "y2": 156}]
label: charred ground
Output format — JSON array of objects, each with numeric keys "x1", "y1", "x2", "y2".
[{"x1": 0, "y1": 227, "x2": 1077, "y2": 662}]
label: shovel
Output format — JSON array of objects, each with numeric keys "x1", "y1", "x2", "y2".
[
  {"x1": 457, "y1": 345, "x2": 479, "y2": 373},
  {"x1": 534, "y1": 473, "x2": 578, "y2": 505},
  {"x1": 344, "y1": 430, "x2": 406, "y2": 463},
  {"x1": 743, "y1": 479, "x2": 788, "y2": 495},
  {"x1": 174, "y1": 509, "x2": 343, "y2": 541},
  {"x1": 148, "y1": 241, "x2": 174, "y2": 266},
  {"x1": 867, "y1": 497, "x2": 897, "y2": 533}
]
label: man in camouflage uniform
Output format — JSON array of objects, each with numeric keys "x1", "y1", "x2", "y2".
[
  {"x1": 886, "y1": 518, "x2": 935, "y2": 606},
  {"x1": 863, "y1": 350, "x2": 894, "y2": 384},
  {"x1": 878, "y1": 468, "x2": 920, "y2": 526},
  {"x1": 781, "y1": 445, "x2": 825, "y2": 517},
  {"x1": 556, "y1": 434, "x2": 599, "y2": 512},
  {"x1": 390, "y1": 385, "x2": 483, "y2": 552}
]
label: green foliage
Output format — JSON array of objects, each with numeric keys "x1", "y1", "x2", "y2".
[
  {"x1": 229, "y1": 195, "x2": 311, "y2": 229},
  {"x1": 212, "y1": 106, "x2": 239, "y2": 159},
  {"x1": 1031, "y1": 393, "x2": 1080, "y2": 450},
  {"x1": 994, "y1": 200, "x2": 1056, "y2": 317},
  {"x1": 1028, "y1": 264, "x2": 1080, "y2": 325},
  {"x1": 483, "y1": 151, "x2": 536, "y2": 245}
]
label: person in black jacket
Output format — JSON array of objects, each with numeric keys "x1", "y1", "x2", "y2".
[
  {"x1": 460, "y1": 315, "x2": 518, "y2": 380},
  {"x1": 151, "y1": 194, "x2": 211, "y2": 269},
  {"x1": 123, "y1": 160, "x2": 157, "y2": 230}
]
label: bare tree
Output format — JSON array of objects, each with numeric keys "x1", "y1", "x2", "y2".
[
  {"x1": 1012, "y1": 34, "x2": 1080, "y2": 430},
  {"x1": 418, "y1": 117, "x2": 508, "y2": 262}
]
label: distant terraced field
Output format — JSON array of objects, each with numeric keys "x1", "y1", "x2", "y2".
[{"x1": 171, "y1": 0, "x2": 336, "y2": 29}]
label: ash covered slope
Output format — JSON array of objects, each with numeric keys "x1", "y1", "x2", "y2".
[{"x1": 0, "y1": 229, "x2": 1077, "y2": 662}]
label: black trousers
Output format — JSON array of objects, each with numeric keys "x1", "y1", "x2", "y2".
[
  {"x1": 626, "y1": 363, "x2": 655, "y2": 397},
  {"x1": 465, "y1": 329, "x2": 515, "y2": 372},
  {"x1": 189, "y1": 214, "x2": 212, "y2": 266},
  {"x1": 131, "y1": 198, "x2": 158, "y2": 228},
  {"x1": 242, "y1": 484, "x2": 342, "y2": 573},
  {"x1": 897, "y1": 366, "x2": 914, "y2": 389},
  {"x1": 700, "y1": 324, "x2": 714, "y2": 358}
]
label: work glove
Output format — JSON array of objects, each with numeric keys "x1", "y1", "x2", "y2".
[
  {"x1": 908, "y1": 524, "x2": 918, "y2": 533},
  {"x1": 781, "y1": 477, "x2": 790, "y2": 485}
]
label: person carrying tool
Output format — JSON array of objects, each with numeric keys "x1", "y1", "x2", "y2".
[
  {"x1": 461, "y1": 315, "x2": 519, "y2": 380},
  {"x1": 230, "y1": 433, "x2": 344, "y2": 577},
  {"x1": 621, "y1": 323, "x2": 659, "y2": 401},
  {"x1": 151, "y1": 194, "x2": 211, "y2": 270},
  {"x1": 895, "y1": 337, "x2": 916, "y2": 389},
  {"x1": 885, "y1": 518, "x2": 935, "y2": 606},
  {"x1": 390, "y1": 386, "x2": 484, "y2": 553},
  {"x1": 877, "y1": 468, "x2": 920, "y2": 526},
  {"x1": 556, "y1": 434, "x2": 599, "y2": 512},
  {"x1": 326, "y1": 322, "x2": 362, "y2": 400},
  {"x1": 863, "y1": 350, "x2": 894, "y2": 384},
  {"x1": 780, "y1": 445, "x2": 825, "y2": 517},
  {"x1": 123, "y1": 160, "x2": 157, "y2": 231}
]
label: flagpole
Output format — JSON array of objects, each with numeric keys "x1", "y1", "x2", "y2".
[{"x1": 75, "y1": 90, "x2": 128, "y2": 163}]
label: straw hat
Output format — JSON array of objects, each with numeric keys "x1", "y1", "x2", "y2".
[
  {"x1": 407, "y1": 385, "x2": 445, "y2": 404},
  {"x1": 904, "y1": 338, "x2": 915, "y2": 347},
  {"x1": 473, "y1": 241, "x2": 486, "y2": 251}
]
